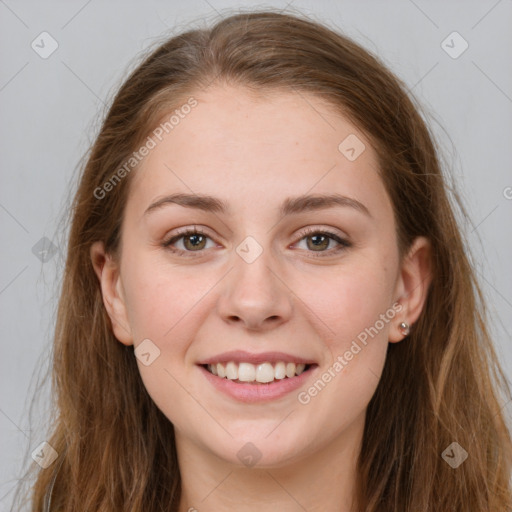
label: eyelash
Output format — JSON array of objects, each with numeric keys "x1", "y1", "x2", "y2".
[{"x1": 162, "y1": 226, "x2": 351, "y2": 259}]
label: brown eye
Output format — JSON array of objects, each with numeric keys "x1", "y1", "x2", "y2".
[
  {"x1": 294, "y1": 228, "x2": 351, "y2": 258},
  {"x1": 182, "y1": 233, "x2": 207, "y2": 251},
  {"x1": 162, "y1": 228, "x2": 214, "y2": 257},
  {"x1": 306, "y1": 233, "x2": 331, "y2": 251}
]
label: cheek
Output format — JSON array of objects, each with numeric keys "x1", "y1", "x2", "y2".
[
  {"x1": 292, "y1": 253, "x2": 396, "y2": 411},
  {"x1": 304, "y1": 254, "x2": 400, "y2": 410},
  {"x1": 294, "y1": 264, "x2": 393, "y2": 432},
  {"x1": 296, "y1": 255, "x2": 397, "y2": 348},
  {"x1": 121, "y1": 260, "x2": 212, "y2": 426},
  {"x1": 122, "y1": 256, "x2": 205, "y2": 342}
]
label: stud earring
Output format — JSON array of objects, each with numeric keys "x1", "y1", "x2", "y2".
[{"x1": 399, "y1": 321, "x2": 410, "y2": 336}]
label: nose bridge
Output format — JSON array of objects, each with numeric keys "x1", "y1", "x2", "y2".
[
  {"x1": 217, "y1": 233, "x2": 293, "y2": 329},
  {"x1": 232, "y1": 233, "x2": 282, "y2": 301}
]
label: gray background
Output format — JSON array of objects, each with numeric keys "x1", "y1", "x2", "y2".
[{"x1": 1, "y1": 0, "x2": 511, "y2": 509}]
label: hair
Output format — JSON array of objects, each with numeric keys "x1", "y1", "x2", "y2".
[{"x1": 13, "y1": 7, "x2": 512, "y2": 512}]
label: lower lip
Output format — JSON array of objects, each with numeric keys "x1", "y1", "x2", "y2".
[{"x1": 198, "y1": 364, "x2": 318, "y2": 403}]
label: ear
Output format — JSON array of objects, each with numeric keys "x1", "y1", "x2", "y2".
[
  {"x1": 389, "y1": 236, "x2": 432, "y2": 343},
  {"x1": 90, "y1": 241, "x2": 133, "y2": 346}
]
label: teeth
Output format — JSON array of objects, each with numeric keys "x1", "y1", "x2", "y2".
[
  {"x1": 256, "y1": 362, "x2": 274, "y2": 383},
  {"x1": 238, "y1": 362, "x2": 256, "y2": 382},
  {"x1": 286, "y1": 362, "x2": 296, "y2": 378},
  {"x1": 206, "y1": 361, "x2": 308, "y2": 383},
  {"x1": 274, "y1": 361, "x2": 286, "y2": 380},
  {"x1": 226, "y1": 361, "x2": 238, "y2": 380}
]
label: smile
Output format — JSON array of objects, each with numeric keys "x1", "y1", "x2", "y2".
[
  {"x1": 198, "y1": 362, "x2": 318, "y2": 403},
  {"x1": 203, "y1": 361, "x2": 310, "y2": 384}
]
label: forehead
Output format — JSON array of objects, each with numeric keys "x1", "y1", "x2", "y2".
[{"x1": 127, "y1": 85, "x2": 391, "y2": 220}]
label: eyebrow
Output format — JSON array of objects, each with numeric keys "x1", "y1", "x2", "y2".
[{"x1": 144, "y1": 192, "x2": 371, "y2": 218}]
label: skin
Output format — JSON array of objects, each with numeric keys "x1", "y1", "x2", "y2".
[{"x1": 91, "y1": 85, "x2": 432, "y2": 511}]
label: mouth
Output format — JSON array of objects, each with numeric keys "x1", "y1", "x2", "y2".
[
  {"x1": 196, "y1": 350, "x2": 319, "y2": 402},
  {"x1": 197, "y1": 358, "x2": 320, "y2": 402},
  {"x1": 200, "y1": 361, "x2": 317, "y2": 385}
]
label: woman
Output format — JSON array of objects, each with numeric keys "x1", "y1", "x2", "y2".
[{"x1": 19, "y1": 9, "x2": 512, "y2": 511}]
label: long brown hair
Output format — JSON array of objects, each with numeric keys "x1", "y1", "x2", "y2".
[{"x1": 13, "y1": 8, "x2": 512, "y2": 511}]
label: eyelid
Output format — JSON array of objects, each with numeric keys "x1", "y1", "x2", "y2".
[{"x1": 294, "y1": 225, "x2": 349, "y2": 243}]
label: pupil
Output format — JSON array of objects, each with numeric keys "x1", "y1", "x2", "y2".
[
  {"x1": 309, "y1": 234, "x2": 328, "y2": 250},
  {"x1": 186, "y1": 234, "x2": 205, "y2": 250}
]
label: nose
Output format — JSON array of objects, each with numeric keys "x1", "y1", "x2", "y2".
[{"x1": 216, "y1": 245, "x2": 293, "y2": 332}]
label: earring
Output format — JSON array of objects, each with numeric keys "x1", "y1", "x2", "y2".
[{"x1": 399, "y1": 321, "x2": 410, "y2": 336}]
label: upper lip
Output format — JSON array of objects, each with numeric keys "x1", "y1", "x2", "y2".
[{"x1": 197, "y1": 350, "x2": 317, "y2": 366}]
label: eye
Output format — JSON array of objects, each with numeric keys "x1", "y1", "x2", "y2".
[
  {"x1": 162, "y1": 226, "x2": 351, "y2": 258},
  {"x1": 162, "y1": 226, "x2": 216, "y2": 257},
  {"x1": 293, "y1": 227, "x2": 351, "y2": 257}
]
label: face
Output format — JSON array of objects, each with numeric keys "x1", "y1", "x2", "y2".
[{"x1": 92, "y1": 85, "x2": 430, "y2": 469}]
